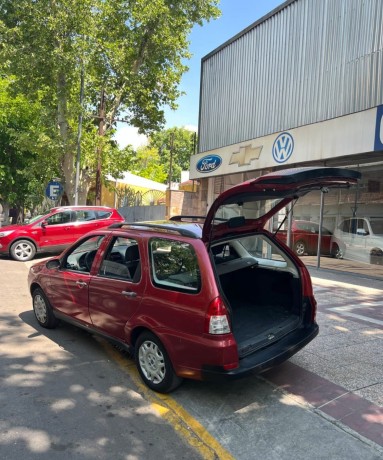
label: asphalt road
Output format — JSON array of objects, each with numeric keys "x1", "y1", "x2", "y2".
[{"x1": 0, "y1": 256, "x2": 382, "y2": 459}]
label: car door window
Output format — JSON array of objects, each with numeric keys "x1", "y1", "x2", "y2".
[
  {"x1": 46, "y1": 211, "x2": 73, "y2": 225},
  {"x1": 63, "y1": 235, "x2": 105, "y2": 272},
  {"x1": 99, "y1": 237, "x2": 140, "y2": 281}
]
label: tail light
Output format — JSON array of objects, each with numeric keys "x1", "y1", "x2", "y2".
[
  {"x1": 300, "y1": 267, "x2": 317, "y2": 322},
  {"x1": 205, "y1": 296, "x2": 231, "y2": 334}
]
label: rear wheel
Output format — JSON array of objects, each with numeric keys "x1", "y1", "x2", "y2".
[
  {"x1": 294, "y1": 240, "x2": 306, "y2": 256},
  {"x1": 370, "y1": 248, "x2": 383, "y2": 265},
  {"x1": 10, "y1": 239, "x2": 36, "y2": 262},
  {"x1": 135, "y1": 332, "x2": 182, "y2": 393},
  {"x1": 32, "y1": 288, "x2": 59, "y2": 329}
]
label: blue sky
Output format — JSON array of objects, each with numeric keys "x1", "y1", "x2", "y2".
[{"x1": 115, "y1": 0, "x2": 284, "y2": 148}]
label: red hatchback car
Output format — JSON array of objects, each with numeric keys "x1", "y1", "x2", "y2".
[
  {"x1": 275, "y1": 220, "x2": 335, "y2": 257},
  {"x1": 0, "y1": 206, "x2": 124, "y2": 261},
  {"x1": 28, "y1": 167, "x2": 360, "y2": 392}
]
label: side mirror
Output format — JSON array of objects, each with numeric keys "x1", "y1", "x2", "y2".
[
  {"x1": 46, "y1": 259, "x2": 60, "y2": 269},
  {"x1": 41, "y1": 220, "x2": 48, "y2": 228}
]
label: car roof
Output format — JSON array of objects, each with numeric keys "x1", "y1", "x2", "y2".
[
  {"x1": 51, "y1": 205, "x2": 115, "y2": 211},
  {"x1": 109, "y1": 220, "x2": 203, "y2": 239}
]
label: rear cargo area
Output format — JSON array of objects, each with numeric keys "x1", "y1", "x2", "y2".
[{"x1": 217, "y1": 263, "x2": 302, "y2": 357}]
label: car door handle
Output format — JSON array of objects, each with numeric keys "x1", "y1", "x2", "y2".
[
  {"x1": 121, "y1": 290, "x2": 137, "y2": 298},
  {"x1": 76, "y1": 280, "x2": 87, "y2": 287}
]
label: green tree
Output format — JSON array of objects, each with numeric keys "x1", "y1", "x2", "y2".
[
  {"x1": 129, "y1": 146, "x2": 168, "y2": 184},
  {"x1": 0, "y1": 77, "x2": 60, "y2": 221},
  {"x1": 0, "y1": 0, "x2": 219, "y2": 204},
  {"x1": 150, "y1": 127, "x2": 197, "y2": 183}
]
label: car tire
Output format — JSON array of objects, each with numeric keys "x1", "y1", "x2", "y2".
[
  {"x1": 135, "y1": 332, "x2": 182, "y2": 393},
  {"x1": 32, "y1": 288, "x2": 59, "y2": 329},
  {"x1": 294, "y1": 240, "x2": 306, "y2": 256},
  {"x1": 370, "y1": 248, "x2": 383, "y2": 265},
  {"x1": 10, "y1": 239, "x2": 36, "y2": 262},
  {"x1": 331, "y1": 244, "x2": 343, "y2": 259}
]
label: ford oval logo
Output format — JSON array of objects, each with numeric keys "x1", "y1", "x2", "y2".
[{"x1": 196, "y1": 155, "x2": 222, "y2": 173}]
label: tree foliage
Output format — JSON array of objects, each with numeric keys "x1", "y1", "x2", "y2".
[
  {"x1": 128, "y1": 145, "x2": 168, "y2": 184},
  {"x1": 150, "y1": 127, "x2": 197, "y2": 183},
  {"x1": 0, "y1": 77, "x2": 60, "y2": 220},
  {"x1": 124, "y1": 127, "x2": 197, "y2": 184},
  {"x1": 0, "y1": 0, "x2": 220, "y2": 204}
]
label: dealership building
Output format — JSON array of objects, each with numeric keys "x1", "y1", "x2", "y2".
[{"x1": 188, "y1": 0, "x2": 383, "y2": 273}]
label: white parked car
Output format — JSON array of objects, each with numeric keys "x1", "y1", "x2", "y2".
[{"x1": 333, "y1": 217, "x2": 383, "y2": 265}]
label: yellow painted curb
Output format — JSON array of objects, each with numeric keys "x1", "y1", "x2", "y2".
[{"x1": 100, "y1": 341, "x2": 235, "y2": 460}]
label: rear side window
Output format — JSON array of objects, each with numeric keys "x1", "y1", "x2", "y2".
[
  {"x1": 75, "y1": 210, "x2": 97, "y2": 221},
  {"x1": 149, "y1": 238, "x2": 201, "y2": 293},
  {"x1": 96, "y1": 211, "x2": 112, "y2": 220}
]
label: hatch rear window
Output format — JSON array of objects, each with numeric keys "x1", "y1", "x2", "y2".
[{"x1": 213, "y1": 198, "x2": 283, "y2": 225}]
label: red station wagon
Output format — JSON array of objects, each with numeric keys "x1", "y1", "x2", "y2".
[
  {"x1": 28, "y1": 167, "x2": 360, "y2": 392},
  {"x1": 0, "y1": 206, "x2": 124, "y2": 261}
]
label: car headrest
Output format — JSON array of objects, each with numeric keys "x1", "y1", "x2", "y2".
[{"x1": 125, "y1": 244, "x2": 139, "y2": 262}]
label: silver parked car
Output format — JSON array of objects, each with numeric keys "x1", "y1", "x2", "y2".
[{"x1": 333, "y1": 217, "x2": 383, "y2": 265}]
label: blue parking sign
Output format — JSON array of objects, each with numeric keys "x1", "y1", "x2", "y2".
[
  {"x1": 45, "y1": 181, "x2": 63, "y2": 200},
  {"x1": 374, "y1": 105, "x2": 383, "y2": 151}
]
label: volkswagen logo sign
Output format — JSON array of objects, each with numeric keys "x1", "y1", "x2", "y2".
[
  {"x1": 196, "y1": 155, "x2": 222, "y2": 173},
  {"x1": 272, "y1": 132, "x2": 294, "y2": 163}
]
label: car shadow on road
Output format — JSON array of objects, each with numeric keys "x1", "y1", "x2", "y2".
[{"x1": 11, "y1": 309, "x2": 202, "y2": 459}]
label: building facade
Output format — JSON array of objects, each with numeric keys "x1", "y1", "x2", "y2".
[{"x1": 189, "y1": 0, "x2": 383, "y2": 272}]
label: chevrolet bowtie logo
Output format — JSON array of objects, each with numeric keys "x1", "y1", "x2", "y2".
[{"x1": 229, "y1": 144, "x2": 263, "y2": 167}]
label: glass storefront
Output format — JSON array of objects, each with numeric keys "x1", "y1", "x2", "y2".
[
  {"x1": 207, "y1": 161, "x2": 383, "y2": 279},
  {"x1": 289, "y1": 163, "x2": 383, "y2": 278}
]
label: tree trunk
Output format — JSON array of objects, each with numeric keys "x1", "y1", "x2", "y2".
[{"x1": 57, "y1": 71, "x2": 76, "y2": 204}]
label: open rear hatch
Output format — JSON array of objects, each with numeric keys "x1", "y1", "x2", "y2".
[
  {"x1": 202, "y1": 166, "x2": 361, "y2": 242},
  {"x1": 204, "y1": 167, "x2": 360, "y2": 357}
]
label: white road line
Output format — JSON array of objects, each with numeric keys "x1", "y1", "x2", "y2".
[{"x1": 327, "y1": 303, "x2": 383, "y2": 326}]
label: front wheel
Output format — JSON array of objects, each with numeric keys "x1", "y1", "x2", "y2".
[
  {"x1": 135, "y1": 332, "x2": 182, "y2": 393},
  {"x1": 331, "y1": 244, "x2": 343, "y2": 259},
  {"x1": 32, "y1": 288, "x2": 59, "y2": 329},
  {"x1": 10, "y1": 239, "x2": 36, "y2": 261}
]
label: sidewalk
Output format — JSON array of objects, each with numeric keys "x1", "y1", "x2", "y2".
[
  {"x1": 305, "y1": 255, "x2": 383, "y2": 285},
  {"x1": 263, "y1": 264, "x2": 383, "y2": 449}
]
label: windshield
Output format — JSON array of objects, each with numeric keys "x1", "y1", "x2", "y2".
[
  {"x1": 370, "y1": 218, "x2": 383, "y2": 235},
  {"x1": 213, "y1": 198, "x2": 284, "y2": 225},
  {"x1": 27, "y1": 214, "x2": 45, "y2": 224}
]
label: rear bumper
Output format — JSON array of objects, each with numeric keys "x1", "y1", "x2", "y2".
[{"x1": 201, "y1": 323, "x2": 319, "y2": 381}]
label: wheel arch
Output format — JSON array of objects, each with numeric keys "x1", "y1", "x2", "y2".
[
  {"x1": 130, "y1": 326, "x2": 153, "y2": 348},
  {"x1": 30, "y1": 281, "x2": 42, "y2": 296},
  {"x1": 10, "y1": 237, "x2": 39, "y2": 253},
  {"x1": 130, "y1": 326, "x2": 178, "y2": 370}
]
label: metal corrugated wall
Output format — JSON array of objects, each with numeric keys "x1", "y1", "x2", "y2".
[{"x1": 198, "y1": 0, "x2": 383, "y2": 153}]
